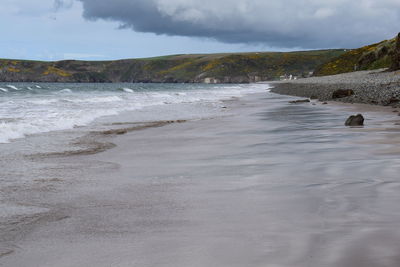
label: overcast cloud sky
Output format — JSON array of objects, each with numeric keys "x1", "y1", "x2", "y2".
[{"x1": 1, "y1": 0, "x2": 399, "y2": 61}]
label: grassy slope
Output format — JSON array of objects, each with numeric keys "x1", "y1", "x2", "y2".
[
  {"x1": 0, "y1": 50, "x2": 346, "y2": 83},
  {"x1": 314, "y1": 38, "x2": 396, "y2": 76}
]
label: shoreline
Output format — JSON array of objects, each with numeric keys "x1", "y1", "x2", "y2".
[
  {"x1": 2, "y1": 89, "x2": 400, "y2": 266},
  {"x1": 270, "y1": 69, "x2": 400, "y2": 107}
]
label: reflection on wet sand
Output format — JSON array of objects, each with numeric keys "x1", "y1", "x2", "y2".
[{"x1": 2, "y1": 93, "x2": 400, "y2": 266}]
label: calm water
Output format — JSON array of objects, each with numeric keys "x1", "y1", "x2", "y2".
[{"x1": 1, "y1": 83, "x2": 400, "y2": 266}]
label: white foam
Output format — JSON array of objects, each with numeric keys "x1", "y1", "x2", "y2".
[
  {"x1": 58, "y1": 89, "x2": 72, "y2": 94},
  {"x1": 27, "y1": 99, "x2": 59, "y2": 105},
  {"x1": 63, "y1": 96, "x2": 123, "y2": 104},
  {"x1": 0, "y1": 83, "x2": 267, "y2": 143},
  {"x1": 35, "y1": 85, "x2": 41, "y2": 88},
  {"x1": 0, "y1": 109, "x2": 119, "y2": 143},
  {"x1": 122, "y1": 88, "x2": 134, "y2": 93},
  {"x1": 6, "y1": 85, "x2": 18, "y2": 90},
  {"x1": 0, "y1": 88, "x2": 8, "y2": 92}
]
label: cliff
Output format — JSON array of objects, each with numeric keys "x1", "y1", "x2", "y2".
[
  {"x1": 0, "y1": 50, "x2": 345, "y2": 83},
  {"x1": 314, "y1": 35, "x2": 398, "y2": 76},
  {"x1": 390, "y1": 33, "x2": 400, "y2": 71}
]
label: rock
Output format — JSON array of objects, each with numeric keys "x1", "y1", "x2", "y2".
[
  {"x1": 102, "y1": 129, "x2": 128, "y2": 135},
  {"x1": 322, "y1": 102, "x2": 328, "y2": 105},
  {"x1": 345, "y1": 114, "x2": 364, "y2": 126},
  {"x1": 289, "y1": 99, "x2": 310, "y2": 104},
  {"x1": 390, "y1": 33, "x2": 400, "y2": 71},
  {"x1": 388, "y1": 97, "x2": 400, "y2": 105},
  {"x1": 332, "y1": 89, "x2": 354, "y2": 99}
]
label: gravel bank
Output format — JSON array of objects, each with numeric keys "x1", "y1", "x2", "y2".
[{"x1": 270, "y1": 69, "x2": 400, "y2": 107}]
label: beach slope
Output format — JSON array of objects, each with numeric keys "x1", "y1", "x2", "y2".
[{"x1": 271, "y1": 69, "x2": 400, "y2": 107}]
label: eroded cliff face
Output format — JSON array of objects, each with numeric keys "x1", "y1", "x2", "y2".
[{"x1": 390, "y1": 33, "x2": 400, "y2": 71}]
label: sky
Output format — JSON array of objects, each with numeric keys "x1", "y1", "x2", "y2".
[{"x1": 1, "y1": 0, "x2": 399, "y2": 61}]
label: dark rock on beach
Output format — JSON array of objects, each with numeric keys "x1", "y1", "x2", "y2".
[
  {"x1": 332, "y1": 89, "x2": 354, "y2": 99},
  {"x1": 345, "y1": 114, "x2": 364, "y2": 126},
  {"x1": 289, "y1": 99, "x2": 310, "y2": 104},
  {"x1": 388, "y1": 97, "x2": 400, "y2": 105}
]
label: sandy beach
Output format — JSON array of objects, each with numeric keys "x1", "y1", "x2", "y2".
[
  {"x1": 2, "y1": 89, "x2": 400, "y2": 267},
  {"x1": 2, "y1": 0, "x2": 400, "y2": 266}
]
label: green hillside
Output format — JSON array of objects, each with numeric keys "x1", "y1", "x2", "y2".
[
  {"x1": 314, "y1": 37, "x2": 397, "y2": 76},
  {"x1": 0, "y1": 50, "x2": 345, "y2": 83}
]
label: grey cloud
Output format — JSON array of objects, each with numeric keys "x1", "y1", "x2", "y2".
[{"x1": 77, "y1": 0, "x2": 400, "y2": 49}]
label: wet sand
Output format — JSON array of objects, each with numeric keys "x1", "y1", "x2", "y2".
[{"x1": 2, "y1": 92, "x2": 400, "y2": 267}]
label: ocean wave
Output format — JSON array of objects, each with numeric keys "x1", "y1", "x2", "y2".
[
  {"x1": 27, "y1": 99, "x2": 59, "y2": 105},
  {"x1": 58, "y1": 89, "x2": 72, "y2": 94},
  {"x1": 62, "y1": 96, "x2": 124, "y2": 104},
  {"x1": 122, "y1": 88, "x2": 134, "y2": 93},
  {"x1": 0, "y1": 83, "x2": 267, "y2": 143},
  {"x1": 0, "y1": 109, "x2": 119, "y2": 143},
  {"x1": 6, "y1": 85, "x2": 19, "y2": 90},
  {"x1": 0, "y1": 88, "x2": 9, "y2": 92}
]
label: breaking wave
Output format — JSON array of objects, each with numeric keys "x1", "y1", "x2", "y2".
[{"x1": 0, "y1": 83, "x2": 268, "y2": 143}]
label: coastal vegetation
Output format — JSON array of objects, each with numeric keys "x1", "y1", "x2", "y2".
[
  {"x1": 314, "y1": 35, "x2": 399, "y2": 76},
  {"x1": 1, "y1": 34, "x2": 399, "y2": 83},
  {"x1": 0, "y1": 50, "x2": 345, "y2": 83},
  {"x1": 390, "y1": 33, "x2": 400, "y2": 71}
]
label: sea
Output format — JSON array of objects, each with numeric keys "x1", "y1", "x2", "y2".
[
  {"x1": 0, "y1": 83, "x2": 265, "y2": 144},
  {"x1": 0, "y1": 82, "x2": 266, "y2": 235}
]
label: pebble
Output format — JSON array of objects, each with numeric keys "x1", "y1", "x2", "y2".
[{"x1": 271, "y1": 69, "x2": 400, "y2": 106}]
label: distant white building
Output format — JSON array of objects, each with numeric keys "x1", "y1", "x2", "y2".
[
  {"x1": 204, "y1": 77, "x2": 219, "y2": 84},
  {"x1": 280, "y1": 74, "x2": 298, "y2": 81}
]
